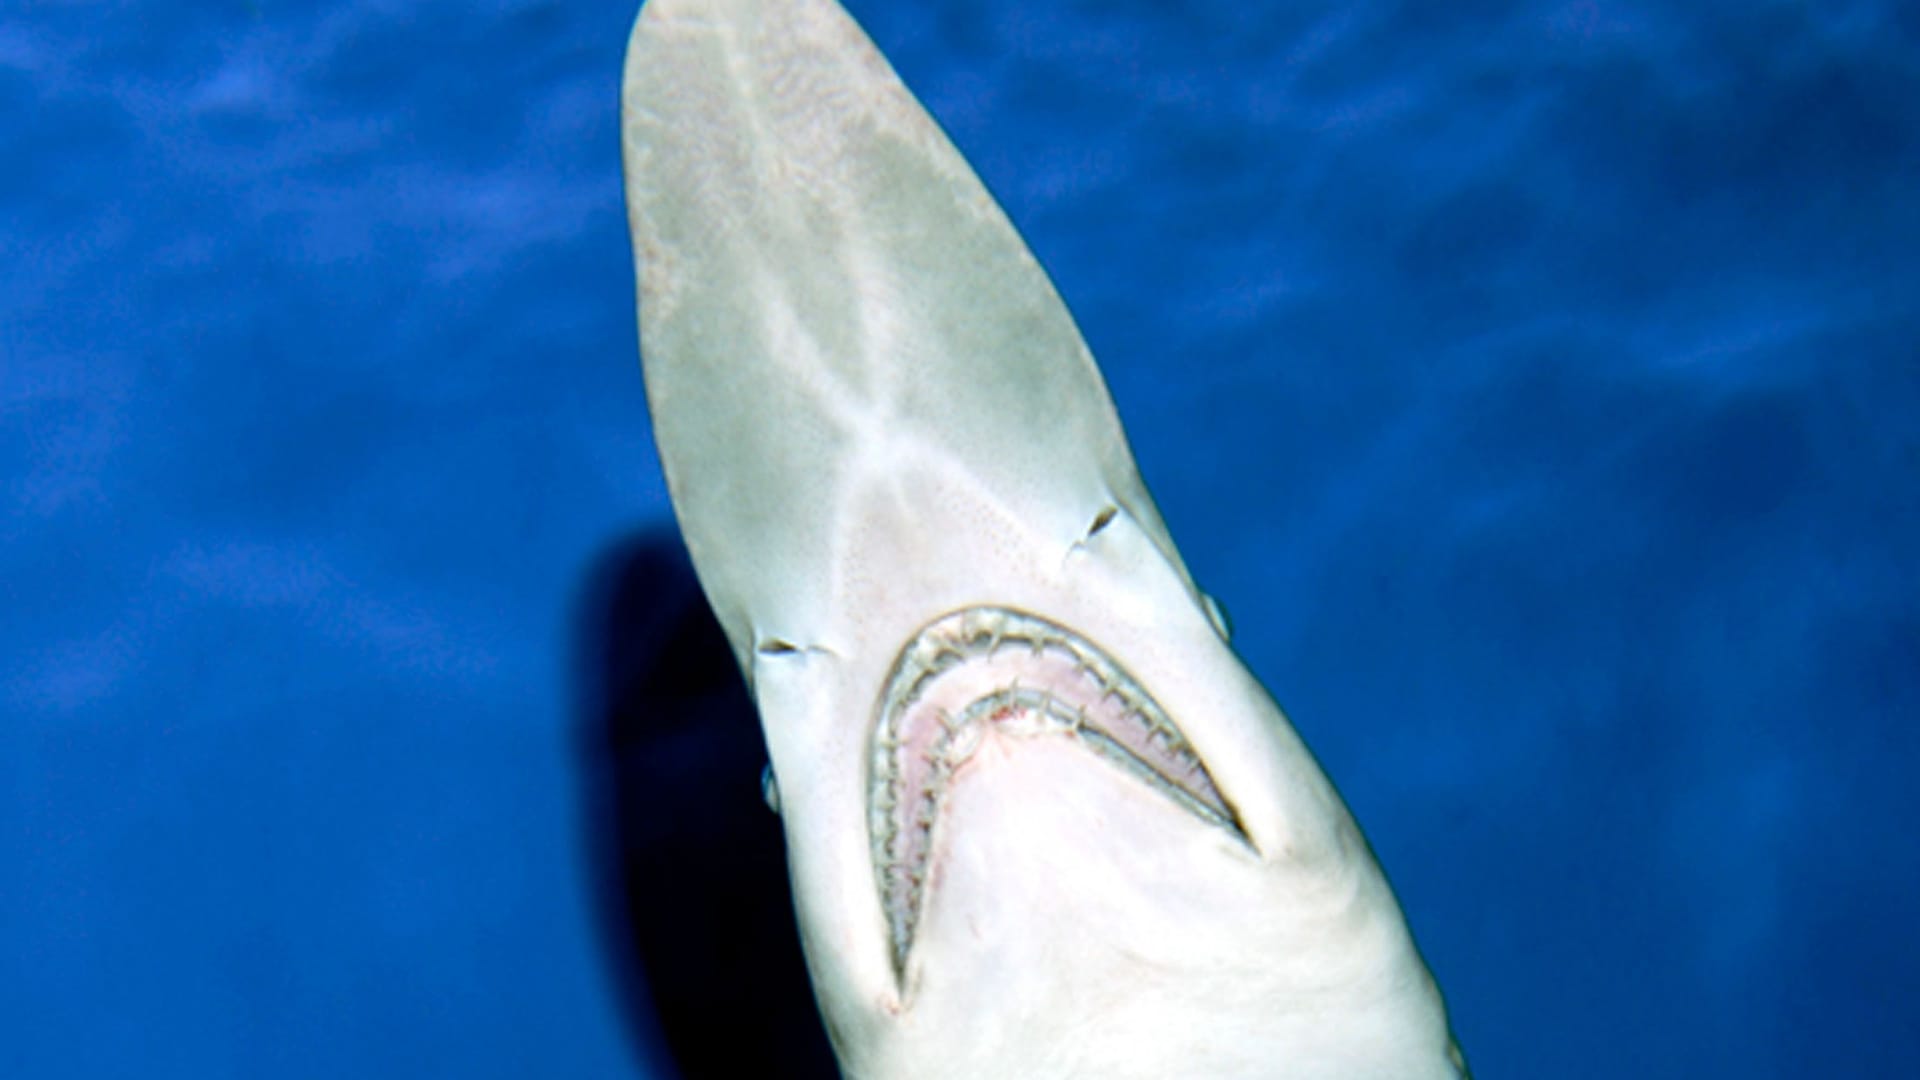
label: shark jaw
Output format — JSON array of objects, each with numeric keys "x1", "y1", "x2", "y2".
[{"x1": 870, "y1": 606, "x2": 1249, "y2": 979}]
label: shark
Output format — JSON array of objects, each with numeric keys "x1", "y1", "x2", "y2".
[{"x1": 619, "y1": 0, "x2": 1468, "y2": 1076}]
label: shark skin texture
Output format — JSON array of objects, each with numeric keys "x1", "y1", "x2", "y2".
[{"x1": 619, "y1": 0, "x2": 1468, "y2": 1077}]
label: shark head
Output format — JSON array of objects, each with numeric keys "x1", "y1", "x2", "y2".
[{"x1": 620, "y1": 0, "x2": 1467, "y2": 1076}]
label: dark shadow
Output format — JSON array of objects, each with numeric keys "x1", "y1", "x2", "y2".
[{"x1": 574, "y1": 530, "x2": 840, "y2": 1079}]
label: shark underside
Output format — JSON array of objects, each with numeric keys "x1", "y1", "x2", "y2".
[{"x1": 619, "y1": 0, "x2": 1467, "y2": 1076}]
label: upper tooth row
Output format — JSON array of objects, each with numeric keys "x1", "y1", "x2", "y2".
[
  {"x1": 880, "y1": 609, "x2": 1142, "y2": 738},
  {"x1": 869, "y1": 608, "x2": 1239, "y2": 972}
]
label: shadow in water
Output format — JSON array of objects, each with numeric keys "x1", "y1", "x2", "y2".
[{"x1": 575, "y1": 531, "x2": 839, "y2": 1079}]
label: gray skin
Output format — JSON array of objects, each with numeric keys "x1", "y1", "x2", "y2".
[{"x1": 620, "y1": 0, "x2": 1468, "y2": 1076}]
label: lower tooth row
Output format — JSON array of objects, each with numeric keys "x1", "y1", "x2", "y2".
[{"x1": 872, "y1": 608, "x2": 1246, "y2": 975}]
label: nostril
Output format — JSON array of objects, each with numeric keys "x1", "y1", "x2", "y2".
[{"x1": 1086, "y1": 505, "x2": 1117, "y2": 539}]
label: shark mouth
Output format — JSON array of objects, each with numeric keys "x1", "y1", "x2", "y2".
[{"x1": 868, "y1": 606, "x2": 1246, "y2": 975}]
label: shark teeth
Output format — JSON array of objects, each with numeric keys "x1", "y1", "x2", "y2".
[{"x1": 868, "y1": 606, "x2": 1245, "y2": 976}]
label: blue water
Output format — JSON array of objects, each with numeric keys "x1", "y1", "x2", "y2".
[{"x1": 4, "y1": 1, "x2": 1916, "y2": 1076}]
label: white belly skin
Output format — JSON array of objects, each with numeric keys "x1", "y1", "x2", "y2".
[
  {"x1": 618, "y1": 0, "x2": 1471, "y2": 1075},
  {"x1": 874, "y1": 742, "x2": 1458, "y2": 1080}
]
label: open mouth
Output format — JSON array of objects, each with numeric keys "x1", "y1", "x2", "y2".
[{"x1": 868, "y1": 606, "x2": 1247, "y2": 976}]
